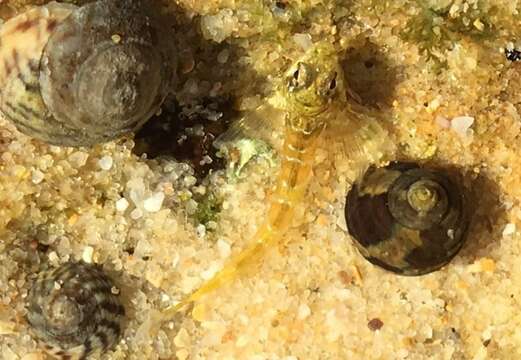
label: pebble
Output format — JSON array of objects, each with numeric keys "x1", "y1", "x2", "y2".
[
  {"x1": 200, "y1": 9, "x2": 237, "y2": 43},
  {"x1": 21, "y1": 353, "x2": 46, "y2": 360},
  {"x1": 98, "y1": 155, "x2": 113, "y2": 170},
  {"x1": 297, "y1": 303, "x2": 311, "y2": 320},
  {"x1": 31, "y1": 169, "x2": 44, "y2": 184},
  {"x1": 116, "y1": 198, "x2": 130, "y2": 212},
  {"x1": 368, "y1": 318, "x2": 384, "y2": 331},
  {"x1": 184, "y1": 176, "x2": 197, "y2": 187},
  {"x1": 130, "y1": 208, "x2": 143, "y2": 220},
  {"x1": 196, "y1": 224, "x2": 207, "y2": 238},
  {"x1": 143, "y1": 192, "x2": 165, "y2": 212},
  {"x1": 68, "y1": 151, "x2": 89, "y2": 168},
  {"x1": 82, "y1": 246, "x2": 94, "y2": 263},
  {"x1": 451, "y1": 116, "x2": 474, "y2": 137},
  {"x1": 0, "y1": 320, "x2": 16, "y2": 335},
  {"x1": 216, "y1": 239, "x2": 231, "y2": 258},
  {"x1": 217, "y1": 49, "x2": 230, "y2": 63},
  {"x1": 174, "y1": 328, "x2": 191, "y2": 348},
  {"x1": 111, "y1": 34, "x2": 122, "y2": 43},
  {"x1": 502, "y1": 223, "x2": 516, "y2": 237},
  {"x1": 435, "y1": 115, "x2": 451, "y2": 129},
  {"x1": 293, "y1": 33, "x2": 313, "y2": 50},
  {"x1": 48, "y1": 251, "x2": 59, "y2": 263},
  {"x1": 176, "y1": 349, "x2": 189, "y2": 360}
]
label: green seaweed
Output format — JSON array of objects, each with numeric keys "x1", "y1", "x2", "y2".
[
  {"x1": 400, "y1": 1, "x2": 497, "y2": 68},
  {"x1": 194, "y1": 192, "x2": 222, "y2": 229}
]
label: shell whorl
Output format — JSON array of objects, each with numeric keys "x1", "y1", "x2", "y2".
[
  {"x1": 0, "y1": 2, "x2": 77, "y2": 144},
  {"x1": 0, "y1": 0, "x2": 175, "y2": 146},
  {"x1": 345, "y1": 162, "x2": 470, "y2": 276},
  {"x1": 26, "y1": 261, "x2": 125, "y2": 359}
]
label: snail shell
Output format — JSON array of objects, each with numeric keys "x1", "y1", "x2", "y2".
[
  {"x1": 345, "y1": 162, "x2": 470, "y2": 276},
  {"x1": 26, "y1": 261, "x2": 125, "y2": 359},
  {"x1": 0, "y1": 0, "x2": 175, "y2": 146}
]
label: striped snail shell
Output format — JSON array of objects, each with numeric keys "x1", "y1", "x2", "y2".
[
  {"x1": 26, "y1": 261, "x2": 125, "y2": 359},
  {"x1": 0, "y1": 0, "x2": 175, "y2": 147},
  {"x1": 345, "y1": 162, "x2": 470, "y2": 276}
]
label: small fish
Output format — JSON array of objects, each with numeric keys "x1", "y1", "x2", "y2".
[{"x1": 162, "y1": 41, "x2": 393, "y2": 318}]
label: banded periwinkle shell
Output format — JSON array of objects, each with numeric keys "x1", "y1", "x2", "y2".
[
  {"x1": 0, "y1": 0, "x2": 175, "y2": 147},
  {"x1": 345, "y1": 162, "x2": 470, "y2": 276},
  {"x1": 26, "y1": 261, "x2": 125, "y2": 359}
]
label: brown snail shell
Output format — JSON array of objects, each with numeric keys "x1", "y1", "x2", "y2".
[
  {"x1": 345, "y1": 162, "x2": 470, "y2": 276},
  {"x1": 26, "y1": 261, "x2": 125, "y2": 359},
  {"x1": 0, "y1": 0, "x2": 175, "y2": 147}
]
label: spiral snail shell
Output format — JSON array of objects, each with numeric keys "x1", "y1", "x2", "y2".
[
  {"x1": 26, "y1": 261, "x2": 125, "y2": 359},
  {"x1": 345, "y1": 162, "x2": 470, "y2": 276},
  {"x1": 0, "y1": 0, "x2": 175, "y2": 146}
]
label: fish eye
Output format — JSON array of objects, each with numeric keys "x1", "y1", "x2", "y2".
[
  {"x1": 329, "y1": 77, "x2": 337, "y2": 90},
  {"x1": 292, "y1": 69, "x2": 300, "y2": 80},
  {"x1": 318, "y1": 72, "x2": 338, "y2": 98},
  {"x1": 288, "y1": 62, "x2": 313, "y2": 91}
]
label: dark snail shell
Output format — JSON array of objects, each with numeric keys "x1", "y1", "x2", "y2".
[
  {"x1": 345, "y1": 162, "x2": 470, "y2": 276},
  {"x1": 26, "y1": 261, "x2": 125, "y2": 359},
  {"x1": 0, "y1": 0, "x2": 175, "y2": 146}
]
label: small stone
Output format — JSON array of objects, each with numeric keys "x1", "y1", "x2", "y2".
[
  {"x1": 297, "y1": 303, "x2": 311, "y2": 320},
  {"x1": 176, "y1": 349, "x2": 189, "y2": 360},
  {"x1": 473, "y1": 18, "x2": 485, "y2": 31},
  {"x1": 502, "y1": 223, "x2": 516, "y2": 237},
  {"x1": 31, "y1": 169, "x2": 44, "y2": 184},
  {"x1": 186, "y1": 199, "x2": 198, "y2": 214},
  {"x1": 196, "y1": 224, "x2": 206, "y2": 238},
  {"x1": 68, "y1": 151, "x2": 89, "y2": 168},
  {"x1": 216, "y1": 239, "x2": 231, "y2": 258},
  {"x1": 143, "y1": 192, "x2": 165, "y2": 212},
  {"x1": 111, "y1": 34, "x2": 122, "y2": 43},
  {"x1": 111, "y1": 286, "x2": 120, "y2": 295},
  {"x1": 146, "y1": 268, "x2": 164, "y2": 287},
  {"x1": 217, "y1": 49, "x2": 230, "y2": 63},
  {"x1": 480, "y1": 258, "x2": 496, "y2": 272},
  {"x1": 451, "y1": 116, "x2": 474, "y2": 138},
  {"x1": 174, "y1": 328, "x2": 191, "y2": 348},
  {"x1": 48, "y1": 251, "x2": 59, "y2": 263},
  {"x1": 82, "y1": 246, "x2": 94, "y2": 263},
  {"x1": 338, "y1": 270, "x2": 353, "y2": 286},
  {"x1": 21, "y1": 353, "x2": 45, "y2": 360},
  {"x1": 98, "y1": 155, "x2": 113, "y2": 170},
  {"x1": 201, "y1": 263, "x2": 219, "y2": 280},
  {"x1": 435, "y1": 115, "x2": 450, "y2": 129},
  {"x1": 207, "y1": 220, "x2": 218, "y2": 230},
  {"x1": 184, "y1": 176, "x2": 197, "y2": 187},
  {"x1": 0, "y1": 320, "x2": 16, "y2": 335},
  {"x1": 368, "y1": 318, "x2": 384, "y2": 331},
  {"x1": 200, "y1": 9, "x2": 237, "y2": 43},
  {"x1": 116, "y1": 198, "x2": 129, "y2": 212},
  {"x1": 130, "y1": 208, "x2": 143, "y2": 220},
  {"x1": 192, "y1": 303, "x2": 207, "y2": 322},
  {"x1": 293, "y1": 33, "x2": 313, "y2": 50}
]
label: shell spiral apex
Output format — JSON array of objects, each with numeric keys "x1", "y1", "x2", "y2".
[
  {"x1": 0, "y1": 0, "x2": 175, "y2": 146},
  {"x1": 26, "y1": 261, "x2": 125, "y2": 359},
  {"x1": 345, "y1": 161, "x2": 470, "y2": 276}
]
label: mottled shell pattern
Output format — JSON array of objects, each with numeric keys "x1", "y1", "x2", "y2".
[
  {"x1": 26, "y1": 261, "x2": 125, "y2": 360},
  {"x1": 345, "y1": 162, "x2": 470, "y2": 276},
  {"x1": 0, "y1": 0, "x2": 175, "y2": 146}
]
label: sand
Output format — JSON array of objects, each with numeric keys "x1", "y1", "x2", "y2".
[{"x1": 1, "y1": 0, "x2": 521, "y2": 359}]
